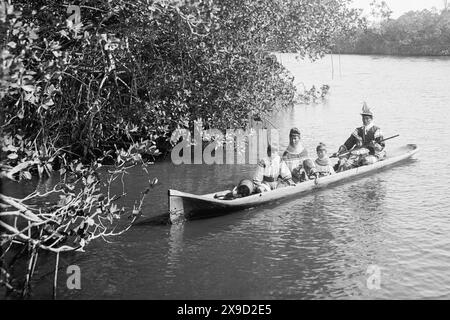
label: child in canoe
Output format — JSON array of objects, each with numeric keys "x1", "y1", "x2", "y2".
[{"x1": 314, "y1": 143, "x2": 335, "y2": 177}]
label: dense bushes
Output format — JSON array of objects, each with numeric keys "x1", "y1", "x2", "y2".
[
  {"x1": 336, "y1": 7, "x2": 450, "y2": 56},
  {"x1": 1, "y1": 0, "x2": 360, "y2": 171}
]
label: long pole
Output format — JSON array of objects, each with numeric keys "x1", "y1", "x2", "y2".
[{"x1": 331, "y1": 134, "x2": 400, "y2": 158}]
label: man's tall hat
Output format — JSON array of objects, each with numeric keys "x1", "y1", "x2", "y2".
[{"x1": 360, "y1": 102, "x2": 374, "y2": 117}]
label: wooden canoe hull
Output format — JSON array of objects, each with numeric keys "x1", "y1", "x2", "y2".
[{"x1": 168, "y1": 144, "x2": 419, "y2": 223}]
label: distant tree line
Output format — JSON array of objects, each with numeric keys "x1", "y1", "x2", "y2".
[{"x1": 335, "y1": 6, "x2": 450, "y2": 56}]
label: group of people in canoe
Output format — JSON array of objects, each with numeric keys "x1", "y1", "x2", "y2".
[{"x1": 235, "y1": 103, "x2": 386, "y2": 197}]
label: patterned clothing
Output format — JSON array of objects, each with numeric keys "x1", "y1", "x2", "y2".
[
  {"x1": 253, "y1": 154, "x2": 292, "y2": 191},
  {"x1": 337, "y1": 148, "x2": 379, "y2": 172},
  {"x1": 282, "y1": 145, "x2": 318, "y2": 182},
  {"x1": 282, "y1": 144, "x2": 309, "y2": 171},
  {"x1": 343, "y1": 123, "x2": 385, "y2": 158},
  {"x1": 315, "y1": 158, "x2": 335, "y2": 177}
]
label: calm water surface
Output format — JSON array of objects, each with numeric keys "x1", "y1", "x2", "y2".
[{"x1": 20, "y1": 55, "x2": 450, "y2": 299}]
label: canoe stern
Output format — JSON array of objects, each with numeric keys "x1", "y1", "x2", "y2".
[
  {"x1": 168, "y1": 189, "x2": 186, "y2": 224},
  {"x1": 168, "y1": 189, "x2": 242, "y2": 223}
]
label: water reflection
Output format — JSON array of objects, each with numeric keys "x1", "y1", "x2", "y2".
[
  {"x1": 288, "y1": 195, "x2": 348, "y2": 299},
  {"x1": 166, "y1": 223, "x2": 185, "y2": 278},
  {"x1": 260, "y1": 177, "x2": 389, "y2": 298},
  {"x1": 346, "y1": 178, "x2": 387, "y2": 216},
  {"x1": 35, "y1": 174, "x2": 58, "y2": 194}
]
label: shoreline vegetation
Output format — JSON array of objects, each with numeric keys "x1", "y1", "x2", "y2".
[
  {"x1": 0, "y1": 0, "x2": 360, "y2": 298},
  {"x1": 334, "y1": 2, "x2": 450, "y2": 56},
  {"x1": 334, "y1": 51, "x2": 450, "y2": 57}
]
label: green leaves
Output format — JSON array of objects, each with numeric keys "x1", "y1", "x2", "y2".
[
  {"x1": 20, "y1": 84, "x2": 35, "y2": 92},
  {"x1": 1, "y1": 0, "x2": 358, "y2": 172},
  {"x1": 337, "y1": 5, "x2": 450, "y2": 55},
  {"x1": 21, "y1": 170, "x2": 31, "y2": 180}
]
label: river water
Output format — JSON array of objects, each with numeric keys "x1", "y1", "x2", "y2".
[{"x1": 14, "y1": 54, "x2": 450, "y2": 299}]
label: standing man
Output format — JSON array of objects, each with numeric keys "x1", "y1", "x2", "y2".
[{"x1": 336, "y1": 103, "x2": 386, "y2": 171}]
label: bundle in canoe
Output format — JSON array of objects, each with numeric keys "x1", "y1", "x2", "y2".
[{"x1": 168, "y1": 144, "x2": 418, "y2": 224}]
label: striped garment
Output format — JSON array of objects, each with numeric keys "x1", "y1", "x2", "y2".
[
  {"x1": 344, "y1": 123, "x2": 385, "y2": 154},
  {"x1": 282, "y1": 144, "x2": 309, "y2": 172},
  {"x1": 314, "y1": 158, "x2": 335, "y2": 176},
  {"x1": 253, "y1": 154, "x2": 292, "y2": 190}
]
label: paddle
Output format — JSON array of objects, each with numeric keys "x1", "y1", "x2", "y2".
[{"x1": 330, "y1": 134, "x2": 400, "y2": 159}]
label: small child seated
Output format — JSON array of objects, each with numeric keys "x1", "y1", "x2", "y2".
[
  {"x1": 314, "y1": 143, "x2": 335, "y2": 177},
  {"x1": 291, "y1": 158, "x2": 319, "y2": 182}
]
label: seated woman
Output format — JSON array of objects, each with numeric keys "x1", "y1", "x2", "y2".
[
  {"x1": 253, "y1": 145, "x2": 295, "y2": 193},
  {"x1": 282, "y1": 127, "x2": 318, "y2": 182},
  {"x1": 314, "y1": 143, "x2": 335, "y2": 177}
]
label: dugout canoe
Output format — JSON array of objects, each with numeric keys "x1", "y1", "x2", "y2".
[{"x1": 168, "y1": 144, "x2": 418, "y2": 223}]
